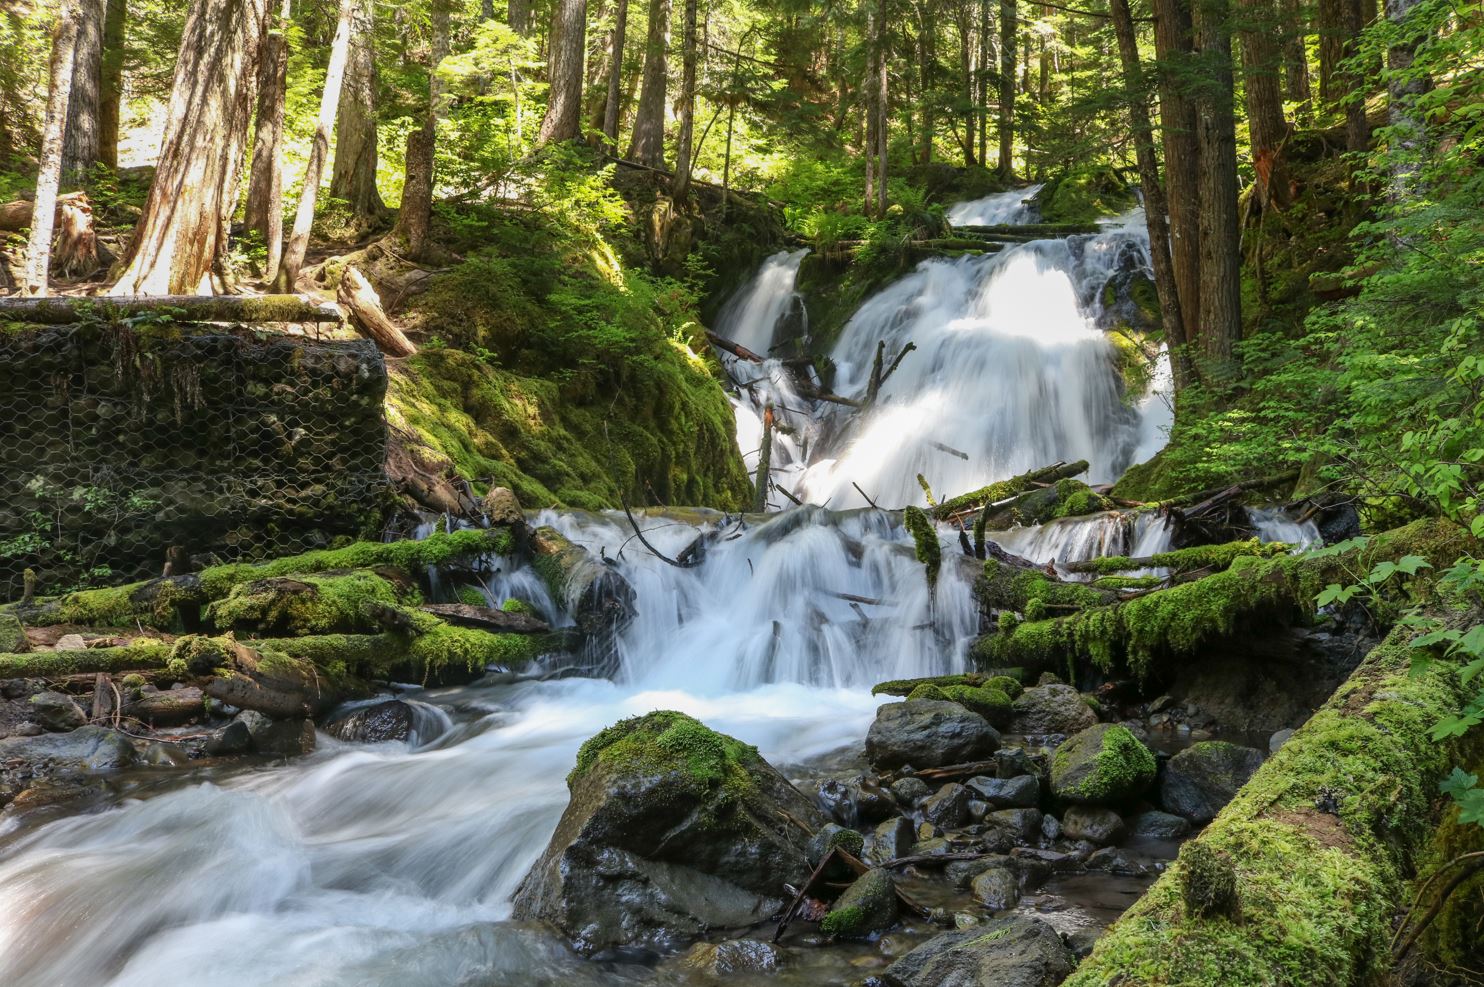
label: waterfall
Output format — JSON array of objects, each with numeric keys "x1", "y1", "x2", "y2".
[
  {"x1": 989, "y1": 509, "x2": 1175, "y2": 573},
  {"x1": 945, "y1": 184, "x2": 1045, "y2": 226},
  {"x1": 712, "y1": 248, "x2": 809, "y2": 356}
]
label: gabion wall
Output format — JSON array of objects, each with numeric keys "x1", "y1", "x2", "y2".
[{"x1": 0, "y1": 322, "x2": 391, "y2": 601}]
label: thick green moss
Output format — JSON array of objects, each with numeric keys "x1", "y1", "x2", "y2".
[
  {"x1": 935, "y1": 460, "x2": 1091, "y2": 520},
  {"x1": 872, "y1": 672, "x2": 1002, "y2": 696},
  {"x1": 820, "y1": 867, "x2": 898, "y2": 937},
  {"x1": 0, "y1": 641, "x2": 171, "y2": 679},
  {"x1": 907, "y1": 683, "x2": 952, "y2": 701},
  {"x1": 205, "y1": 570, "x2": 415, "y2": 636},
  {"x1": 978, "y1": 557, "x2": 1111, "y2": 613},
  {"x1": 1066, "y1": 538, "x2": 1289, "y2": 576},
  {"x1": 941, "y1": 684, "x2": 1013, "y2": 726},
  {"x1": 1050, "y1": 724, "x2": 1157, "y2": 805},
  {"x1": 1032, "y1": 166, "x2": 1137, "y2": 224},
  {"x1": 569, "y1": 710, "x2": 762, "y2": 791},
  {"x1": 1064, "y1": 615, "x2": 1476, "y2": 987},
  {"x1": 903, "y1": 507, "x2": 941, "y2": 592}
]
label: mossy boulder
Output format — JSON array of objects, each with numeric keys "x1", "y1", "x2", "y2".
[
  {"x1": 1031, "y1": 166, "x2": 1137, "y2": 224},
  {"x1": 1050, "y1": 724, "x2": 1156, "y2": 806},
  {"x1": 1159, "y1": 741, "x2": 1265, "y2": 823},
  {"x1": 820, "y1": 867, "x2": 899, "y2": 938},
  {"x1": 865, "y1": 700, "x2": 1001, "y2": 771},
  {"x1": 1008, "y1": 682, "x2": 1098, "y2": 735},
  {"x1": 0, "y1": 614, "x2": 28, "y2": 653},
  {"x1": 511, "y1": 711, "x2": 826, "y2": 954},
  {"x1": 881, "y1": 916, "x2": 1075, "y2": 987}
]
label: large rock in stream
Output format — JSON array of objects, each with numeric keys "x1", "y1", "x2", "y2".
[
  {"x1": 512, "y1": 711, "x2": 825, "y2": 955},
  {"x1": 866, "y1": 700, "x2": 1001, "y2": 771},
  {"x1": 881, "y1": 915, "x2": 1075, "y2": 987}
]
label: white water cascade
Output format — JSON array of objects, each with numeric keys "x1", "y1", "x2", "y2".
[{"x1": 945, "y1": 184, "x2": 1044, "y2": 226}]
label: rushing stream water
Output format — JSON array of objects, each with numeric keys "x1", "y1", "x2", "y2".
[{"x1": 0, "y1": 188, "x2": 1308, "y2": 987}]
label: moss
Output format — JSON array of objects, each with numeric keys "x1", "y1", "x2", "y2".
[
  {"x1": 1032, "y1": 166, "x2": 1137, "y2": 224},
  {"x1": 1179, "y1": 842, "x2": 1241, "y2": 920},
  {"x1": 873, "y1": 673, "x2": 998, "y2": 696},
  {"x1": 1067, "y1": 538, "x2": 1289, "y2": 576},
  {"x1": 402, "y1": 611, "x2": 546, "y2": 674},
  {"x1": 456, "y1": 586, "x2": 488, "y2": 607},
  {"x1": 908, "y1": 683, "x2": 952, "y2": 701},
  {"x1": 1064, "y1": 615, "x2": 1477, "y2": 987},
  {"x1": 0, "y1": 641, "x2": 172, "y2": 679},
  {"x1": 819, "y1": 826, "x2": 867, "y2": 859},
  {"x1": 1049, "y1": 479, "x2": 1116, "y2": 519},
  {"x1": 977, "y1": 557, "x2": 1110, "y2": 614},
  {"x1": 205, "y1": 570, "x2": 414, "y2": 636},
  {"x1": 569, "y1": 710, "x2": 762, "y2": 793},
  {"x1": 985, "y1": 674, "x2": 1023, "y2": 699},
  {"x1": 903, "y1": 506, "x2": 941, "y2": 592},
  {"x1": 1051, "y1": 724, "x2": 1157, "y2": 805},
  {"x1": 936, "y1": 460, "x2": 1091, "y2": 520},
  {"x1": 1408, "y1": 764, "x2": 1484, "y2": 974},
  {"x1": 820, "y1": 867, "x2": 897, "y2": 937},
  {"x1": 500, "y1": 598, "x2": 533, "y2": 614},
  {"x1": 819, "y1": 905, "x2": 867, "y2": 936},
  {"x1": 1091, "y1": 575, "x2": 1165, "y2": 591},
  {"x1": 941, "y1": 684, "x2": 1013, "y2": 726}
]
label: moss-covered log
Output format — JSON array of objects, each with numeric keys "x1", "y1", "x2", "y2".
[
  {"x1": 1063, "y1": 538, "x2": 1290, "y2": 575},
  {"x1": 871, "y1": 671, "x2": 1025, "y2": 696},
  {"x1": 1064, "y1": 612, "x2": 1479, "y2": 987},
  {"x1": 983, "y1": 517, "x2": 1472, "y2": 679},
  {"x1": 975, "y1": 479, "x2": 1114, "y2": 535},
  {"x1": 0, "y1": 642, "x2": 173, "y2": 679},
  {"x1": 976, "y1": 554, "x2": 1114, "y2": 615},
  {"x1": 933, "y1": 460, "x2": 1090, "y2": 520},
  {"x1": 0, "y1": 294, "x2": 343, "y2": 324}
]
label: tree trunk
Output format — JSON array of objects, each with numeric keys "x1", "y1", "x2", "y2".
[
  {"x1": 23, "y1": 0, "x2": 80, "y2": 297},
  {"x1": 329, "y1": 0, "x2": 386, "y2": 224},
  {"x1": 337, "y1": 266, "x2": 418, "y2": 357},
  {"x1": 245, "y1": 0, "x2": 290, "y2": 284},
  {"x1": 113, "y1": 0, "x2": 268, "y2": 296},
  {"x1": 958, "y1": 1, "x2": 976, "y2": 166},
  {"x1": 62, "y1": 0, "x2": 104, "y2": 181},
  {"x1": 275, "y1": 0, "x2": 356, "y2": 291},
  {"x1": 1192, "y1": 0, "x2": 1242, "y2": 373},
  {"x1": 865, "y1": 2, "x2": 880, "y2": 215},
  {"x1": 997, "y1": 0, "x2": 1016, "y2": 178},
  {"x1": 918, "y1": 0, "x2": 935, "y2": 165},
  {"x1": 1280, "y1": 0, "x2": 1310, "y2": 104},
  {"x1": 671, "y1": 0, "x2": 697, "y2": 202},
  {"x1": 601, "y1": 0, "x2": 630, "y2": 150},
  {"x1": 1384, "y1": 0, "x2": 1425, "y2": 202},
  {"x1": 1109, "y1": 0, "x2": 1190, "y2": 392},
  {"x1": 977, "y1": 0, "x2": 989, "y2": 165},
  {"x1": 395, "y1": 0, "x2": 450, "y2": 259},
  {"x1": 876, "y1": 0, "x2": 890, "y2": 217},
  {"x1": 538, "y1": 0, "x2": 589, "y2": 144},
  {"x1": 1238, "y1": 0, "x2": 1290, "y2": 208},
  {"x1": 1342, "y1": 0, "x2": 1370, "y2": 154},
  {"x1": 627, "y1": 0, "x2": 670, "y2": 166},
  {"x1": 1153, "y1": 0, "x2": 1202, "y2": 342},
  {"x1": 1317, "y1": 0, "x2": 1344, "y2": 101},
  {"x1": 96, "y1": 0, "x2": 124, "y2": 169},
  {"x1": 509, "y1": 0, "x2": 532, "y2": 34}
]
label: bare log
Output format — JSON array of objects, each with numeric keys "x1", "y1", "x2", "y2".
[
  {"x1": 337, "y1": 265, "x2": 417, "y2": 357},
  {"x1": 707, "y1": 329, "x2": 764, "y2": 362},
  {"x1": 122, "y1": 685, "x2": 206, "y2": 726},
  {"x1": 419, "y1": 602, "x2": 550, "y2": 633},
  {"x1": 0, "y1": 294, "x2": 342, "y2": 324}
]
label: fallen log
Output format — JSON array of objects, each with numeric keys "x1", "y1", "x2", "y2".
[
  {"x1": 934, "y1": 461, "x2": 1089, "y2": 520},
  {"x1": 121, "y1": 686, "x2": 207, "y2": 727},
  {"x1": 953, "y1": 222, "x2": 1103, "y2": 237},
  {"x1": 337, "y1": 265, "x2": 418, "y2": 357},
  {"x1": 1160, "y1": 469, "x2": 1300, "y2": 510},
  {"x1": 706, "y1": 330, "x2": 765, "y2": 362},
  {"x1": 1062, "y1": 538, "x2": 1289, "y2": 575},
  {"x1": 1063, "y1": 607, "x2": 1481, "y2": 987},
  {"x1": 0, "y1": 294, "x2": 343, "y2": 325},
  {"x1": 419, "y1": 602, "x2": 550, "y2": 633}
]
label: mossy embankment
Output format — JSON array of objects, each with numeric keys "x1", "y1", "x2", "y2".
[{"x1": 1064, "y1": 611, "x2": 1480, "y2": 986}]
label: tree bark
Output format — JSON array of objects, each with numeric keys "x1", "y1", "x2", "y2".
[
  {"x1": 275, "y1": 0, "x2": 356, "y2": 291},
  {"x1": 509, "y1": 0, "x2": 532, "y2": 34},
  {"x1": 997, "y1": 0, "x2": 1016, "y2": 178},
  {"x1": 627, "y1": 0, "x2": 671, "y2": 166},
  {"x1": 957, "y1": 0, "x2": 976, "y2": 165},
  {"x1": 329, "y1": 0, "x2": 386, "y2": 224},
  {"x1": 1153, "y1": 0, "x2": 1202, "y2": 343},
  {"x1": 1238, "y1": 0, "x2": 1290, "y2": 208},
  {"x1": 337, "y1": 266, "x2": 418, "y2": 357},
  {"x1": 0, "y1": 293, "x2": 340, "y2": 323},
  {"x1": 62, "y1": 0, "x2": 104, "y2": 181},
  {"x1": 395, "y1": 0, "x2": 451, "y2": 259},
  {"x1": 245, "y1": 0, "x2": 291, "y2": 284},
  {"x1": 918, "y1": 0, "x2": 936, "y2": 164},
  {"x1": 113, "y1": 0, "x2": 269, "y2": 296},
  {"x1": 865, "y1": 1, "x2": 881, "y2": 215},
  {"x1": 601, "y1": 0, "x2": 630, "y2": 150},
  {"x1": 1280, "y1": 0, "x2": 1310, "y2": 104},
  {"x1": 23, "y1": 0, "x2": 80, "y2": 297},
  {"x1": 1317, "y1": 0, "x2": 1344, "y2": 101},
  {"x1": 1192, "y1": 0, "x2": 1242, "y2": 373},
  {"x1": 977, "y1": 0, "x2": 989, "y2": 165},
  {"x1": 96, "y1": 0, "x2": 124, "y2": 169},
  {"x1": 876, "y1": 0, "x2": 889, "y2": 217},
  {"x1": 671, "y1": 0, "x2": 697, "y2": 203},
  {"x1": 1109, "y1": 0, "x2": 1190, "y2": 392},
  {"x1": 1342, "y1": 0, "x2": 1370, "y2": 154},
  {"x1": 538, "y1": 0, "x2": 589, "y2": 144}
]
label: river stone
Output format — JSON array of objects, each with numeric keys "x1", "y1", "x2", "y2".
[
  {"x1": 1128, "y1": 810, "x2": 1191, "y2": 839},
  {"x1": 1049, "y1": 724, "x2": 1156, "y2": 806},
  {"x1": 512, "y1": 711, "x2": 825, "y2": 954},
  {"x1": 1060, "y1": 805, "x2": 1127, "y2": 846},
  {"x1": 890, "y1": 776, "x2": 931, "y2": 805},
  {"x1": 325, "y1": 699, "x2": 416, "y2": 743},
  {"x1": 966, "y1": 773, "x2": 1040, "y2": 808},
  {"x1": 28, "y1": 691, "x2": 86, "y2": 731},
  {"x1": 881, "y1": 916, "x2": 1076, "y2": 987},
  {"x1": 821, "y1": 867, "x2": 899, "y2": 937},
  {"x1": 970, "y1": 865, "x2": 1021, "y2": 911},
  {"x1": 987, "y1": 807, "x2": 1043, "y2": 844},
  {"x1": 682, "y1": 939, "x2": 782, "y2": 975},
  {"x1": 55, "y1": 633, "x2": 87, "y2": 651},
  {"x1": 0, "y1": 726, "x2": 138, "y2": 790},
  {"x1": 856, "y1": 779, "x2": 898, "y2": 822},
  {"x1": 1008, "y1": 683, "x2": 1098, "y2": 736},
  {"x1": 204, "y1": 719, "x2": 252, "y2": 757},
  {"x1": 865, "y1": 816, "x2": 916, "y2": 865},
  {"x1": 921, "y1": 783, "x2": 971, "y2": 828},
  {"x1": 866, "y1": 701, "x2": 1000, "y2": 771},
  {"x1": 237, "y1": 710, "x2": 317, "y2": 757},
  {"x1": 1159, "y1": 741, "x2": 1265, "y2": 823},
  {"x1": 0, "y1": 614, "x2": 28, "y2": 653}
]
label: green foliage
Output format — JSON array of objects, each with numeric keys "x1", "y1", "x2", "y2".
[
  {"x1": 569, "y1": 710, "x2": 761, "y2": 791},
  {"x1": 903, "y1": 506, "x2": 941, "y2": 593}
]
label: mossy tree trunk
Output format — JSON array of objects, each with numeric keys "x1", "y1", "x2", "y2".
[{"x1": 626, "y1": 0, "x2": 670, "y2": 166}]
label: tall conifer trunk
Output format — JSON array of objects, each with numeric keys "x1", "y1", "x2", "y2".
[
  {"x1": 671, "y1": 0, "x2": 697, "y2": 203},
  {"x1": 627, "y1": 0, "x2": 671, "y2": 165},
  {"x1": 23, "y1": 0, "x2": 80, "y2": 297},
  {"x1": 245, "y1": 0, "x2": 290, "y2": 283},
  {"x1": 329, "y1": 0, "x2": 386, "y2": 223},
  {"x1": 1153, "y1": 0, "x2": 1202, "y2": 339},
  {"x1": 997, "y1": 0, "x2": 1016, "y2": 177},
  {"x1": 61, "y1": 0, "x2": 103, "y2": 181},
  {"x1": 1192, "y1": 0, "x2": 1242, "y2": 372},
  {"x1": 538, "y1": 0, "x2": 589, "y2": 143}
]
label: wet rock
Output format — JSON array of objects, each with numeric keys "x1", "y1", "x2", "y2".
[
  {"x1": 816, "y1": 778, "x2": 857, "y2": 824},
  {"x1": 0, "y1": 614, "x2": 28, "y2": 652},
  {"x1": 890, "y1": 776, "x2": 931, "y2": 806},
  {"x1": 55, "y1": 633, "x2": 87, "y2": 651},
  {"x1": 1009, "y1": 683, "x2": 1098, "y2": 736},
  {"x1": 1086, "y1": 846, "x2": 1152, "y2": 876},
  {"x1": 970, "y1": 865, "x2": 1022, "y2": 911},
  {"x1": 966, "y1": 774, "x2": 1039, "y2": 808},
  {"x1": 325, "y1": 699, "x2": 416, "y2": 744},
  {"x1": 809, "y1": 823, "x2": 866, "y2": 879},
  {"x1": 142, "y1": 742, "x2": 189, "y2": 766},
  {"x1": 1049, "y1": 724, "x2": 1156, "y2": 806},
  {"x1": 987, "y1": 808, "x2": 1043, "y2": 844},
  {"x1": 2, "y1": 677, "x2": 43, "y2": 699},
  {"x1": 866, "y1": 701, "x2": 1000, "y2": 771},
  {"x1": 1269, "y1": 728, "x2": 1295, "y2": 753},
  {"x1": 204, "y1": 719, "x2": 252, "y2": 757},
  {"x1": 880, "y1": 916, "x2": 1075, "y2": 987},
  {"x1": 967, "y1": 798, "x2": 990, "y2": 822},
  {"x1": 482, "y1": 486, "x2": 525, "y2": 526},
  {"x1": 1159, "y1": 741, "x2": 1264, "y2": 823},
  {"x1": 237, "y1": 710, "x2": 317, "y2": 758},
  {"x1": 945, "y1": 854, "x2": 1013, "y2": 888},
  {"x1": 921, "y1": 783, "x2": 972, "y2": 828},
  {"x1": 822, "y1": 867, "x2": 899, "y2": 937},
  {"x1": 682, "y1": 938, "x2": 782, "y2": 975},
  {"x1": 10, "y1": 721, "x2": 44, "y2": 737},
  {"x1": 857, "y1": 779, "x2": 899, "y2": 822},
  {"x1": 994, "y1": 747, "x2": 1038, "y2": 779},
  {"x1": 1061, "y1": 806, "x2": 1126, "y2": 846},
  {"x1": 29, "y1": 691, "x2": 87, "y2": 732},
  {"x1": 1128, "y1": 810, "x2": 1191, "y2": 840},
  {"x1": 0, "y1": 726, "x2": 137, "y2": 791},
  {"x1": 512, "y1": 711, "x2": 824, "y2": 955},
  {"x1": 4, "y1": 778, "x2": 99, "y2": 814},
  {"x1": 865, "y1": 816, "x2": 916, "y2": 865},
  {"x1": 1040, "y1": 814, "x2": 1061, "y2": 840}
]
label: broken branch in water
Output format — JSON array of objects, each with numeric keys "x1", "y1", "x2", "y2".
[
  {"x1": 618, "y1": 494, "x2": 701, "y2": 568},
  {"x1": 707, "y1": 330, "x2": 765, "y2": 362},
  {"x1": 852, "y1": 482, "x2": 880, "y2": 509}
]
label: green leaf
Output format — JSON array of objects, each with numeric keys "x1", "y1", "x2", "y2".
[{"x1": 1441, "y1": 766, "x2": 1480, "y2": 800}]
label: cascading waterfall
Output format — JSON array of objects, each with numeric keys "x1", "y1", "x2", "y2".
[{"x1": 945, "y1": 184, "x2": 1045, "y2": 226}]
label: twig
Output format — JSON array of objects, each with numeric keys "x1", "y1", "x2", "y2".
[
  {"x1": 852, "y1": 482, "x2": 880, "y2": 509},
  {"x1": 618, "y1": 493, "x2": 700, "y2": 568}
]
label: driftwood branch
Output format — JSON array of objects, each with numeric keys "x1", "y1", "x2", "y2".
[
  {"x1": 337, "y1": 266, "x2": 417, "y2": 357},
  {"x1": 707, "y1": 330, "x2": 765, "y2": 362}
]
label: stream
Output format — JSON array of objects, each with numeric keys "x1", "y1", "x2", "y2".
[{"x1": 0, "y1": 188, "x2": 1309, "y2": 987}]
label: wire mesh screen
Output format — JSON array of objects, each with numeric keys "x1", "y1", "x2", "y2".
[{"x1": 0, "y1": 322, "x2": 391, "y2": 602}]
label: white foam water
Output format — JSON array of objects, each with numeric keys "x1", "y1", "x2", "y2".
[{"x1": 945, "y1": 184, "x2": 1045, "y2": 226}]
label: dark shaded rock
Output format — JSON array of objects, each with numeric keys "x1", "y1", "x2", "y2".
[
  {"x1": 204, "y1": 719, "x2": 253, "y2": 756},
  {"x1": 966, "y1": 774, "x2": 1039, "y2": 808},
  {"x1": 821, "y1": 867, "x2": 899, "y2": 937},
  {"x1": 921, "y1": 783, "x2": 971, "y2": 828},
  {"x1": 29, "y1": 691, "x2": 86, "y2": 732},
  {"x1": 970, "y1": 865, "x2": 1021, "y2": 911},
  {"x1": 681, "y1": 939, "x2": 782, "y2": 975},
  {"x1": 1060, "y1": 806, "x2": 1126, "y2": 846},
  {"x1": 890, "y1": 776, "x2": 931, "y2": 805},
  {"x1": 856, "y1": 779, "x2": 898, "y2": 822},
  {"x1": 987, "y1": 807, "x2": 1043, "y2": 844},
  {"x1": 881, "y1": 916, "x2": 1075, "y2": 987},
  {"x1": 808, "y1": 823, "x2": 866, "y2": 879},
  {"x1": 1128, "y1": 810, "x2": 1191, "y2": 839},
  {"x1": 1009, "y1": 683, "x2": 1097, "y2": 735},
  {"x1": 1159, "y1": 741, "x2": 1264, "y2": 823},
  {"x1": 994, "y1": 747, "x2": 1038, "y2": 779},
  {"x1": 325, "y1": 699, "x2": 416, "y2": 743},
  {"x1": 1040, "y1": 814, "x2": 1061, "y2": 840},
  {"x1": 867, "y1": 701, "x2": 1000, "y2": 771},
  {"x1": 1049, "y1": 724, "x2": 1156, "y2": 806},
  {"x1": 512, "y1": 711, "x2": 824, "y2": 954},
  {"x1": 0, "y1": 726, "x2": 137, "y2": 792},
  {"x1": 865, "y1": 816, "x2": 916, "y2": 865},
  {"x1": 237, "y1": 710, "x2": 316, "y2": 757},
  {"x1": 1086, "y1": 846, "x2": 1152, "y2": 876}
]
